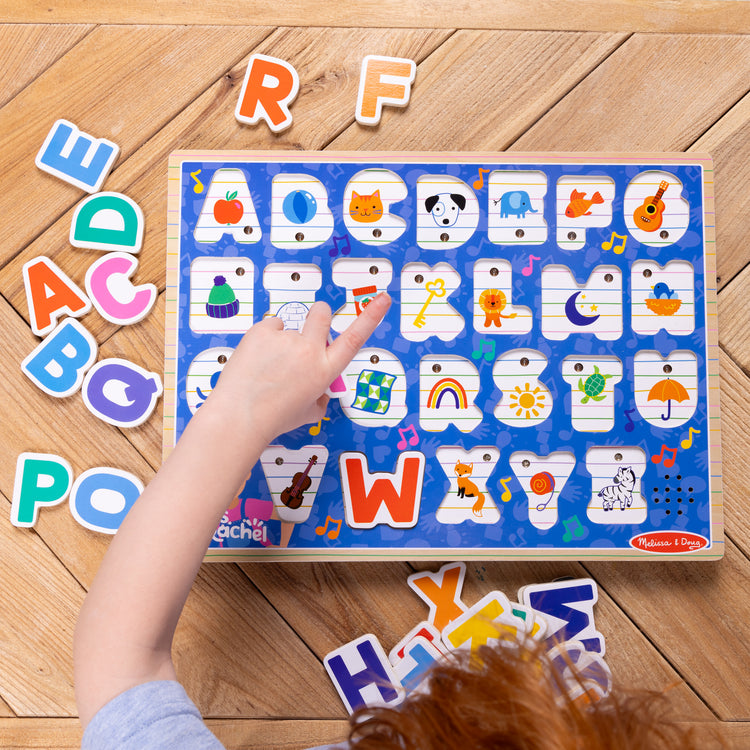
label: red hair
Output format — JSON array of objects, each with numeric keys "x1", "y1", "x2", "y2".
[{"x1": 347, "y1": 636, "x2": 713, "y2": 750}]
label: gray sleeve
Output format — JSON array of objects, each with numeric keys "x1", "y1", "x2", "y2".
[{"x1": 81, "y1": 680, "x2": 225, "y2": 749}]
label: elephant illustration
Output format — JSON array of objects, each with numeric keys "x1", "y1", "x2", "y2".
[{"x1": 497, "y1": 190, "x2": 538, "y2": 219}]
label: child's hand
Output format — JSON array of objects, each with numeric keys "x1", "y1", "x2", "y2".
[{"x1": 203, "y1": 292, "x2": 391, "y2": 445}]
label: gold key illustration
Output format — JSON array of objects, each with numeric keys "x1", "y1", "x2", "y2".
[{"x1": 413, "y1": 278, "x2": 447, "y2": 328}]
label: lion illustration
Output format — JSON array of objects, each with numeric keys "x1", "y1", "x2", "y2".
[{"x1": 478, "y1": 288, "x2": 517, "y2": 328}]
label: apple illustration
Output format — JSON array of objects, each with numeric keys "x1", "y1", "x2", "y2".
[{"x1": 213, "y1": 191, "x2": 244, "y2": 225}]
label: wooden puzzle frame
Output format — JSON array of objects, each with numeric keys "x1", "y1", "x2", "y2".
[{"x1": 164, "y1": 151, "x2": 721, "y2": 561}]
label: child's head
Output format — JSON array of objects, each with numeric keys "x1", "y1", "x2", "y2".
[{"x1": 347, "y1": 636, "x2": 706, "y2": 750}]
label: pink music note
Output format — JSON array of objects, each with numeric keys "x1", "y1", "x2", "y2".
[
  {"x1": 471, "y1": 338, "x2": 496, "y2": 362},
  {"x1": 397, "y1": 423, "x2": 419, "y2": 450},
  {"x1": 521, "y1": 255, "x2": 541, "y2": 277},
  {"x1": 472, "y1": 167, "x2": 490, "y2": 190},
  {"x1": 329, "y1": 234, "x2": 351, "y2": 257},
  {"x1": 651, "y1": 443, "x2": 677, "y2": 468},
  {"x1": 315, "y1": 515, "x2": 342, "y2": 540}
]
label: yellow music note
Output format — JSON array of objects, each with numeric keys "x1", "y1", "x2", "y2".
[
  {"x1": 601, "y1": 231, "x2": 627, "y2": 254},
  {"x1": 680, "y1": 427, "x2": 701, "y2": 450},
  {"x1": 190, "y1": 169, "x2": 204, "y2": 194},
  {"x1": 308, "y1": 416, "x2": 330, "y2": 436},
  {"x1": 315, "y1": 515, "x2": 342, "y2": 540},
  {"x1": 500, "y1": 476, "x2": 512, "y2": 502}
]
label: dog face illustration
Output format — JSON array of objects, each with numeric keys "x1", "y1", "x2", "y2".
[{"x1": 425, "y1": 193, "x2": 466, "y2": 227}]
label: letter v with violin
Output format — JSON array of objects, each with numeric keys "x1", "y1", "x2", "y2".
[{"x1": 281, "y1": 455, "x2": 318, "y2": 509}]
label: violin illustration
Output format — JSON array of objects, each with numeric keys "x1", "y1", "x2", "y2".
[
  {"x1": 633, "y1": 180, "x2": 669, "y2": 232},
  {"x1": 280, "y1": 455, "x2": 318, "y2": 509}
]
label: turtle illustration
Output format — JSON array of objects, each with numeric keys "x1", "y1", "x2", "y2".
[{"x1": 578, "y1": 366, "x2": 613, "y2": 403}]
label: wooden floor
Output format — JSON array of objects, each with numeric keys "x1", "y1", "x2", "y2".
[{"x1": 2, "y1": 3, "x2": 750, "y2": 748}]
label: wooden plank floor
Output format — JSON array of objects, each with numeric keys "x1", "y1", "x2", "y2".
[{"x1": 1, "y1": 5, "x2": 749, "y2": 748}]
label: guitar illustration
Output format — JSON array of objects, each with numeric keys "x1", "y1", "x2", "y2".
[
  {"x1": 633, "y1": 180, "x2": 669, "y2": 232},
  {"x1": 280, "y1": 455, "x2": 318, "y2": 509}
]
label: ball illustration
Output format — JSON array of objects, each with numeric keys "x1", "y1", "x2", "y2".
[{"x1": 282, "y1": 190, "x2": 317, "y2": 224}]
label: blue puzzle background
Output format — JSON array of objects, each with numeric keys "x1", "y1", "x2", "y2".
[{"x1": 170, "y1": 156, "x2": 713, "y2": 555}]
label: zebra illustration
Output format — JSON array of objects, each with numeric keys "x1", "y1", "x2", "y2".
[{"x1": 598, "y1": 466, "x2": 636, "y2": 511}]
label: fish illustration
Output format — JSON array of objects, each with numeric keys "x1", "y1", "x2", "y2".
[
  {"x1": 651, "y1": 282, "x2": 676, "y2": 299},
  {"x1": 565, "y1": 189, "x2": 604, "y2": 218}
]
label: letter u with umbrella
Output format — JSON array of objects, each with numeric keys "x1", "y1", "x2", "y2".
[{"x1": 647, "y1": 378, "x2": 690, "y2": 421}]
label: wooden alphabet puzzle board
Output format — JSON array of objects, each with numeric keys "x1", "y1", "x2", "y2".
[{"x1": 164, "y1": 152, "x2": 722, "y2": 560}]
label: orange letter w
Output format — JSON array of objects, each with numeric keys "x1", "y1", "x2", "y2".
[{"x1": 340, "y1": 452, "x2": 424, "y2": 529}]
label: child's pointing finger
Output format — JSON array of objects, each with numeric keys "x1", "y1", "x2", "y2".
[{"x1": 326, "y1": 292, "x2": 391, "y2": 374}]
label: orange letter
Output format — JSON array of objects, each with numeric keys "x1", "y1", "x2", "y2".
[
  {"x1": 356, "y1": 55, "x2": 416, "y2": 126},
  {"x1": 340, "y1": 452, "x2": 424, "y2": 529},
  {"x1": 235, "y1": 54, "x2": 299, "y2": 133},
  {"x1": 22, "y1": 256, "x2": 91, "y2": 337},
  {"x1": 407, "y1": 563, "x2": 468, "y2": 631}
]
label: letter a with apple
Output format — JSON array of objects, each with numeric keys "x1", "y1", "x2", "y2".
[{"x1": 194, "y1": 167, "x2": 263, "y2": 245}]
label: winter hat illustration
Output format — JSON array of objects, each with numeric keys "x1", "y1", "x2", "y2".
[{"x1": 206, "y1": 275, "x2": 239, "y2": 319}]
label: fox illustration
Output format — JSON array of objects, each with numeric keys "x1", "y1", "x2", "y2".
[{"x1": 455, "y1": 460, "x2": 485, "y2": 517}]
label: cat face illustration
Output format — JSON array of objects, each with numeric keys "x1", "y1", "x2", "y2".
[{"x1": 349, "y1": 190, "x2": 383, "y2": 223}]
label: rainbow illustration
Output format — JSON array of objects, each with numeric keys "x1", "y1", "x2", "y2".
[{"x1": 427, "y1": 378, "x2": 469, "y2": 409}]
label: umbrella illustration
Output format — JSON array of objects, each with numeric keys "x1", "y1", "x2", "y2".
[{"x1": 647, "y1": 378, "x2": 690, "y2": 420}]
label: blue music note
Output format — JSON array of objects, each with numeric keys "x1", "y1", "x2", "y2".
[{"x1": 329, "y1": 234, "x2": 351, "y2": 257}]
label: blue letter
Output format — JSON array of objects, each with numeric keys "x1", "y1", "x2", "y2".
[
  {"x1": 21, "y1": 318, "x2": 97, "y2": 397},
  {"x1": 35, "y1": 119, "x2": 119, "y2": 193},
  {"x1": 69, "y1": 468, "x2": 143, "y2": 534}
]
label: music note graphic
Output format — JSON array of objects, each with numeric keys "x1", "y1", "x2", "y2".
[
  {"x1": 562, "y1": 515, "x2": 586, "y2": 542},
  {"x1": 500, "y1": 476, "x2": 512, "y2": 502},
  {"x1": 315, "y1": 515, "x2": 342, "y2": 540},
  {"x1": 521, "y1": 255, "x2": 541, "y2": 277},
  {"x1": 601, "y1": 231, "x2": 627, "y2": 254},
  {"x1": 471, "y1": 338, "x2": 496, "y2": 362},
  {"x1": 397, "y1": 423, "x2": 419, "y2": 450},
  {"x1": 329, "y1": 234, "x2": 352, "y2": 257},
  {"x1": 509, "y1": 527, "x2": 527, "y2": 547},
  {"x1": 624, "y1": 408, "x2": 636, "y2": 433},
  {"x1": 680, "y1": 427, "x2": 701, "y2": 450},
  {"x1": 309, "y1": 416, "x2": 331, "y2": 436},
  {"x1": 472, "y1": 167, "x2": 490, "y2": 190},
  {"x1": 651, "y1": 443, "x2": 677, "y2": 468},
  {"x1": 189, "y1": 169, "x2": 204, "y2": 194}
]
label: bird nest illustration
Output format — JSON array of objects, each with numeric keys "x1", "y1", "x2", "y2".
[{"x1": 645, "y1": 298, "x2": 682, "y2": 316}]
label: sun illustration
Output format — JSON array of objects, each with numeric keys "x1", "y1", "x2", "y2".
[{"x1": 509, "y1": 382, "x2": 546, "y2": 419}]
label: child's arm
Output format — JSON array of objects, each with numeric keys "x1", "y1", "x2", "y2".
[{"x1": 73, "y1": 294, "x2": 391, "y2": 729}]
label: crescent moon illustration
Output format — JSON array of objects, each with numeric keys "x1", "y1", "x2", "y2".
[{"x1": 564, "y1": 291, "x2": 600, "y2": 326}]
